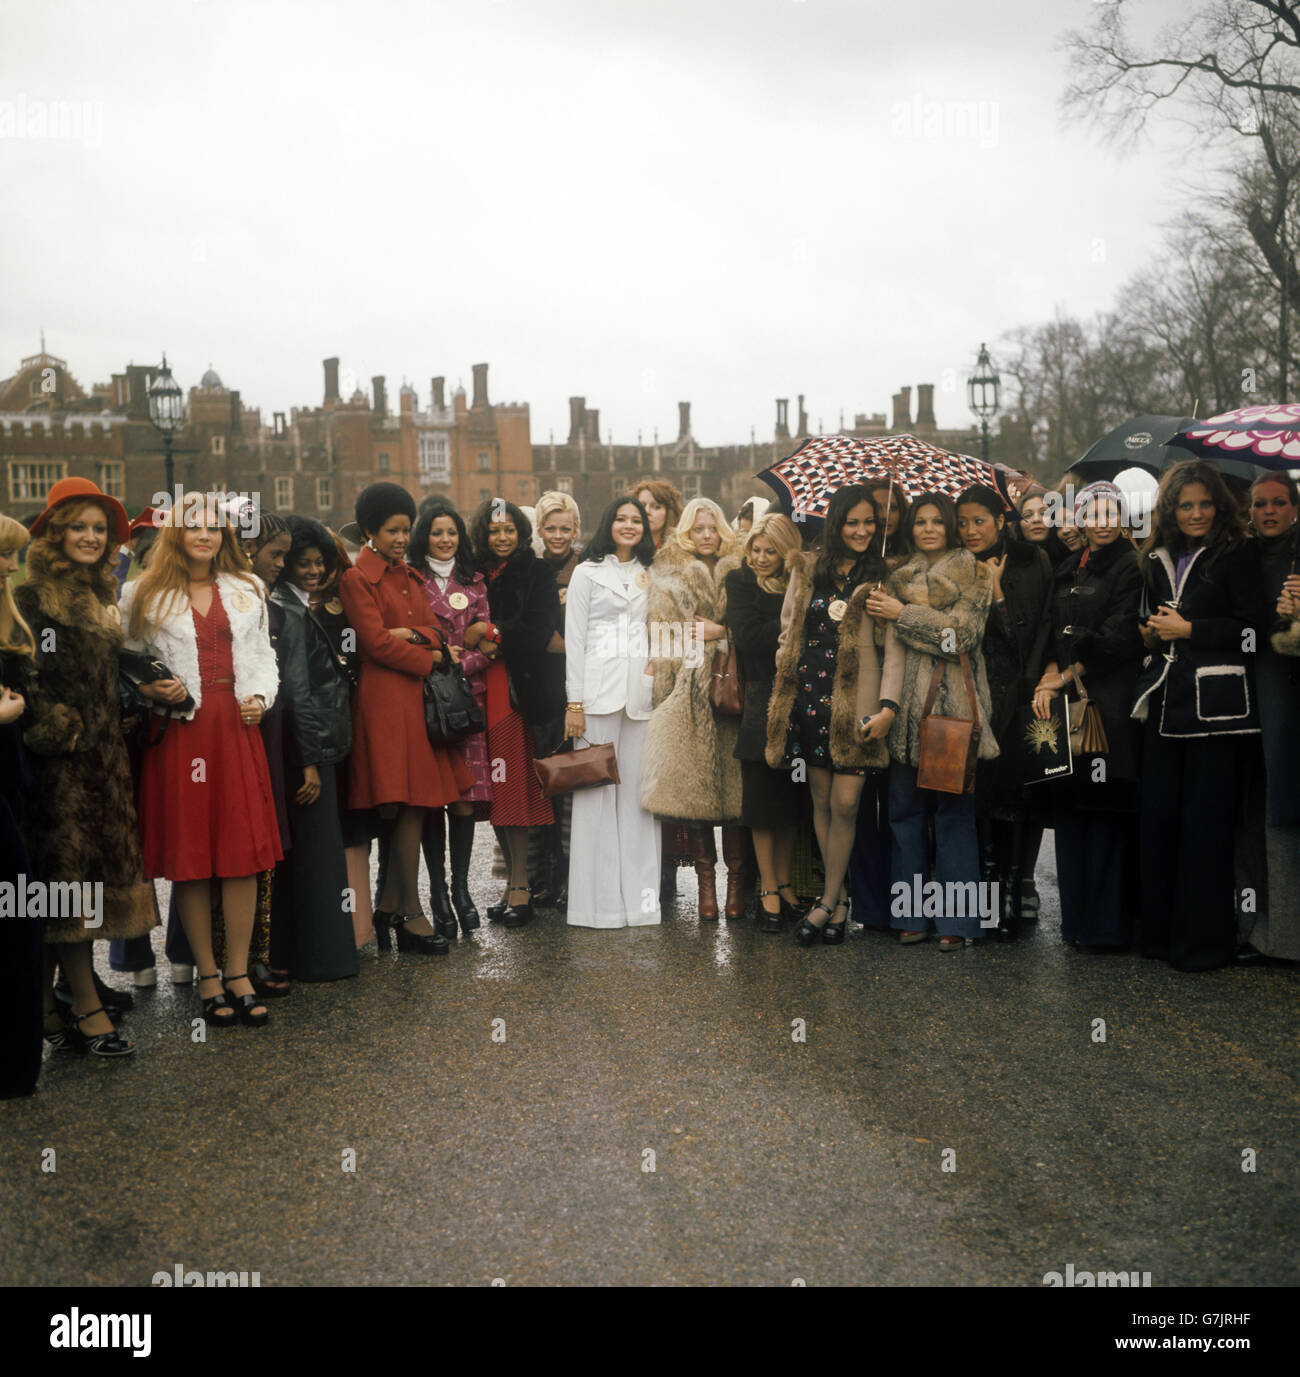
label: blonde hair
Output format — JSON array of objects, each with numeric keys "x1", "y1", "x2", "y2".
[
  {"x1": 674, "y1": 497, "x2": 738, "y2": 559},
  {"x1": 535, "y1": 490, "x2": 581, "y2": 531},
  {"x1": 128, "y1": 495, "x2": 260, "y2": 639},
  {"x1": 743, "y1": 512, "x2": 801, "y2": 594},
  {"x1": 0, "y1": 513, "x2": 35, "y2": 656}
]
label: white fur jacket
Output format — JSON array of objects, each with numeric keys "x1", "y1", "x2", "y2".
[{"x1": 119, "y1": 572, "x2": 279, "y2": 721}]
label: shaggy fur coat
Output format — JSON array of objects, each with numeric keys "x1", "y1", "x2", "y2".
[
  {"x1": 764, "y1": 552, "x2": 901, "y2": 771},
  {"x1": 13, "y1": 545, "x2": 156, "y2": 943},
  {"x1": 640, "y1": 542, "x2": 743, "y2": 822},
  {"x1": 878, "y1": 547, "x2": 1000, "y2": 768}
]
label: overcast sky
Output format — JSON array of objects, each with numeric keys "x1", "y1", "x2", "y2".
[{"x1": 0, "y1": 0, "x2": 1194, "y2": 447}]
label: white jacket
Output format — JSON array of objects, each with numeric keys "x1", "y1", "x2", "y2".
[
  {"x1": 565, "y1": 556, "x2": 655, "y2": 720},
  {"x1": 119, "y1": 572, "x2": 279, "y2": 721}
]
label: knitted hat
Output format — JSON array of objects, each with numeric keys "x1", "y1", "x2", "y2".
[
  {"x1": 355, "y1": 482, "x2": 415, "y2": 537},
  {"x1": 1074, "y1": 480, "x2": 1128, "y2": 527}
]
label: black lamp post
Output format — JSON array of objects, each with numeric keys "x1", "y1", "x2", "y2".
[
  {"x1": 148, "y1": 354, "x2": 185, "y2": 492},
  {"x1": 967, "y1": 342, "x2": 1001, "y2": 464}
]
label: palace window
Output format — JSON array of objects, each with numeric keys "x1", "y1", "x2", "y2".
[
  {"x1": 8, "y1": 460, "x2": 66, "y2": 502},
  {"x1": 96, "y1": 461, "x2": 125, "y2": 499},
  {"x1": 274, "y1": 476, "x2": 293, "y2": 511}
]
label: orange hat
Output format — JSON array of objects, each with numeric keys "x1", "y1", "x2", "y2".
[{"x1": 29, "y1": 477, "x2": 130, "y2": 545}]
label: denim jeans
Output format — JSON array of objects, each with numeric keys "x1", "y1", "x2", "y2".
[{"x1": 888, "y1": 763, "x2": 983, "y2": 939}]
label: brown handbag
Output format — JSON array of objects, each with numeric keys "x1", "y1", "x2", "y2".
[
  {"x1": 1066, "y1": 667, "x2": 1109, "y2": 757},
  {"x1": 533, "y1": 737, "x2": 620, "y2": 798},
  {"x1": 916, "y1": 653, "x2": 982, "y2": 795},
  {"x1": 709, "y1": 643, "x2": 743, "y2": 716}
]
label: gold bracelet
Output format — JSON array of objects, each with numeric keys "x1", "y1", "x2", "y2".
[{"x1": 566, "y1": 703, "x2": 584, "y2": 712}]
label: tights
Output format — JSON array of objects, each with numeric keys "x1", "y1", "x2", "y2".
[{"x1": 808, "y1": 767, "x2": 866, "y2": 924}]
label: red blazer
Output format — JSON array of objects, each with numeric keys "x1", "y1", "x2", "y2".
[{"x1": 339, "y1": 545, "x2": 472, "y2": 810}]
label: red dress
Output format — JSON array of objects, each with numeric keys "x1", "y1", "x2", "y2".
[
  {"x1": 339, "y1": 546, "x2": 474, "y2": 809},
  {"x1": 138, "y1": 588, "x2": 284, "y2": 881}
]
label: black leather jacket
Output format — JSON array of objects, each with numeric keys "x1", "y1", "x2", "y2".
[{"x1": 271, "y1": 586, "x2": 353, "y2": 768}]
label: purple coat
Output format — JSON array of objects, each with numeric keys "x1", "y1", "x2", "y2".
[{"x1": 420, "y1": 561, "x2": 493, "y2": 805}]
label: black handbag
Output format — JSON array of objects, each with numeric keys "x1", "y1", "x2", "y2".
[
  {"x1": 118, "y1": 649, "x2": 193, "y2": 748},
  {"x1": 424, "y1": 635, "x2": 486, "y2": 744}
]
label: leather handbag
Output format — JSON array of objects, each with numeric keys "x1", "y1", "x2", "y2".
[
  {"x1": 118, "y1": 648, "x2": 194, "y2": 748},
  {"x1": 709, "y1": 643, "x2": 743, "y2": 716},
  {"x1": 533, "y1": 737, "x2": 619, "y2": 798},
  {"x1": 1067, "y1": 668, "x2": 1109, "y2": 757},
  {"x1": 423, "y1": 636, "x2": 487, "y2": 744},
  {"x1": 916, "y1": 653, "x2": 981, "y2": 795}
]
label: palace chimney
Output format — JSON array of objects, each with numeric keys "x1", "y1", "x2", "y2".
[
  {"x1": 915, "y1": 383, "x2": 936, "y2": 430},
  {"x1": 891, "y1": 386, "x2": 912, "y2": 431},
  {"x1": 678, "y1": 401, "x2": 692, "y2": 440},
  {"x1": 323, "y1": 357, "x2": 340, "y2": 404},
  {"x1": 372, "y1": 376, "x2": 387, "y2": 416},
  {"x1": 471, "y1": 362, "x2": 489, "y2": 409},
  {"x1": 431, "y1": 377, "x2": 446, "y2": 411},
  {"x1": 568, "y1": 396, "x2": 586, "y2": 445}
]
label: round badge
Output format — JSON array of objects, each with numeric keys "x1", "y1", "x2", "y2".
[
  {"x1": 231, "y1": 591, "x2": 254, "y2": 613},
  {"x1": 104, "y1": 602, "x2": 122, "y2": 627},
  {"x1": 636, "y1": 570, "x2": 650, "y2": 589},
  {"x1": 449, "y1": 591, "x2": 469, "y2": 610},
  {"x1": 558, "y1": 588, "x2": 568, "y2": 605},
  {"x1": 828, "y1": 599, "x2": 847, "y2": 622},
  {"x1": 324, "y1": 598, "x2": 344, "y2": 615}
]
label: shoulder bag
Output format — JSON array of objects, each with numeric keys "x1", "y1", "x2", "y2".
[
  {"x1": 916, "y1": 653, "x2": 981, "y2": 795},
  {"x1": 709, "y1": 642, "x2": 743, "y2": 716},
  {"x1": 1066, "y1": 666, "x2": 1109, "y2": 758},
  {"x1": 533, "y1": 736, "x2": 619, "y2": 798},
  {"x1": 424, "y1": 634, "x2": 487, "y2": 744}
]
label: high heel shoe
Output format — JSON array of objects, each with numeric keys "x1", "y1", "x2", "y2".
[
  {"x1": 43, "y1": 1005, "x2": 73, "y2": 1051},
  {"x1": 822, "y1": 900, "x2": 849, "y2": 946},
  {"x1": 393, "y1": 914, "x2": 449, "y2": 955},
  {"x1": 502, "y1": 887, "x2": 533, "y2": 929},
  {"x1": 487, "y1": 894, "x2": 509, "y2": 924},
  {"x1": 757, "y1": 889, "x2": 783, "y2": 933},
  {"x1": 777, "y1": 884, "x2": 805, "y2": 923},
  {"x1": 796, "y1": 902, "x2": 832, "y2": 947},
  {"x1": 197, "y1": 972, "x2": 237, "y2": 1028},
  {"x1": 223, "y1": 974, "x2": 270, "y2": 1026},
  {"x1": 371, "y1": 908, "x2": 396, "y2": 952},
  {"x1": 68, "y1": 1007, "x2": 135, "y2": 1057}
]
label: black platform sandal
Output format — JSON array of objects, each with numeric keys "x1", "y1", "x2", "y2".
[
  {"x1": 796, "y1": 902, "x2": 832, "y2": 947},
  {"x1": 70, "y1": 1007, "x2": 136, "y2": 1056},
  {"x1": 197, "y1": 972, "x2": 237, "y2": 1028},
  {"x1": 822, "y1": 900, "x2": 849, "y2": 946},
  {"x1": 222, "y1": 973, "x2": 270, "y2": 1026},
  {"x1": 757, "y1": 889, "x2": 783, "y2": 933}
]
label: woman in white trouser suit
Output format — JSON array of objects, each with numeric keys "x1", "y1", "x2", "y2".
[{"x1": 564, "y1": 497, "x2": 661, "y2": 927}]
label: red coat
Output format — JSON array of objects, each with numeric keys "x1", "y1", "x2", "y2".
[{"x1": 339, "y1": 545, "x2": 473, "y2": 809}]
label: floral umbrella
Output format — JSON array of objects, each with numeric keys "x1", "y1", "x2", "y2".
[
  {"x1": 1171, "y1": 403, "x2": 1300, "y2": 467},
  {"x1": 756, "y1": 433, "x2": 1016, "y2": 530}
]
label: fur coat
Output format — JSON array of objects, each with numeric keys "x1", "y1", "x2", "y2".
[
  {"x1": 878, "y1": 547, "x2": 1000, "y2": 768},
  {"x1": 13, "y1": 545, "x2": 156, "y2": 942},
  {"x1": 764, "y1": 552, "x2": 901, "y2": 770},
  {"x1": 640, "y1": 542, "x2": 743, "y2": 822},
  {"x1": 119, "y1": 571, "x2": 279, "y2": 720}
]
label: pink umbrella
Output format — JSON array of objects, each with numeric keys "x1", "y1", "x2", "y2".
[{"x1": 1172, "y1": 403, "x2": 1300, "y2": 466}]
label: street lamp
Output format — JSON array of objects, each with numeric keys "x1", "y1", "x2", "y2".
[
  {"x1": 967, "y1": 342, "x2": 1001, "y2": 464},
  {"x1": 148, "y1": 354, "x2": 185, "y2": 492}
]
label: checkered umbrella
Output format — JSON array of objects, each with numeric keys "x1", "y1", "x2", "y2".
[{"x1": 756, "y1": 433, "x2": 1011, "y2": 530}]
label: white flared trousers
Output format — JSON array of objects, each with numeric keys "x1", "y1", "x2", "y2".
[{"x1": 566, "y1": 710, "x2": 662, "y2": 928}]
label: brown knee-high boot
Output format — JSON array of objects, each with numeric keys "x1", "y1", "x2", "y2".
[
  {"x1": 721, "y1": 825, "x2": 749, "y2": 919},
  {"x1": 689, "y1": 827, "x2": 719, "y2": 920}
]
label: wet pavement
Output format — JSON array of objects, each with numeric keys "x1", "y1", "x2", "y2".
[{"x1": 3, "y1": 830, "x2": 1297, "y2": 1287}]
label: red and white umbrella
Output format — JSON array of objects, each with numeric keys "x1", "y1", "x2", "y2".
[
  {"x1": 756, "y1": 433, "x2": 1015, "y2": 529},
  {"x1": 1172, "y1": 403, "x2": 1300, "y2": 467}
]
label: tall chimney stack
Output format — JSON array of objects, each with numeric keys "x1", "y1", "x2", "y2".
[
  {"x1": 797, "y1": 394, "x2": 808, "y2": 437},
  {"x1": 372, "y1": 376, "x2": 387, "y2": 416},
  {"x1": 230, "y1": 390, "x2": 242, "y2": 437},
  {"x1": 323, "y1": 357, "x2": 340, "y2": 404},
  {"x1": 587, "y1": 408, "x2": 601, "y2": 444},
  {"x1": 891, "y1": 386, "x2": 912, "y2": 431},
  {"x1": 915, "y1": 383, "x2": 936, "y2": 430},
  {"x1": 471, "y1": 362, "x2": 489, "y2": 409},
  {"x1": 678, "y1": 401, "x2": 691, "y2": 440},
  {"x1": 431, "y1": 377, "x2": 446, "y2": 411},
  {"x1": 775, "y1": 399, "x2": 790, "y2": 440},
  {"x1": 568, "y1": 396, "x2": 586, "y2": 445}
]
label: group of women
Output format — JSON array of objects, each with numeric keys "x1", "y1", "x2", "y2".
[{"x1": 1, "y1": 458, "x2": 1295, "y2": 1098}]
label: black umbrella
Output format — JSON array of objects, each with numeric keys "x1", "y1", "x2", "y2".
[{"x1": 1075, "y1": 414, "x2": 1262, "y2": 486}]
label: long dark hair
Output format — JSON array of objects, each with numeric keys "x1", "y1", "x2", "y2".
[
  {"x1": 902, "y1": 490, "x2": 958, "y2": 552},
  {"x1": 1140, "y1": 460, "x2": 1242, "y2": 593},
  {"x1": 868, "y1": 480, "x2": 912, "y2": 558},
  {"x1": 411, "y1": 497, "x2": 477, "y2": 583},
  {"x1": 470, "y1": 498, "x2": 535, "y2": 573},
  {"x1": 284, "y1": 515, "x2": 340, "y2": 585},
  {"x1": 584, "y1": 496, "x2": 656, "y2": 567},
  {"x1": 814, "y1": 483, "x2": 886, "y2": 587},
  {"x1": 955, "y1": 483, "x2": 1009, "y2": 560}
]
